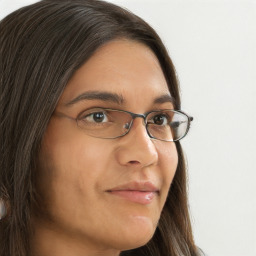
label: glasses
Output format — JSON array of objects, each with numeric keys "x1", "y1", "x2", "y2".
[{"x1": 55, "y1": 108, "x2": 193, "y2": 142}]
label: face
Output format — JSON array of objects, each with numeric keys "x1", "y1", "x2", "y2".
[{"x1": 35, "y1": 40, "x2": 178, "y2": 254}]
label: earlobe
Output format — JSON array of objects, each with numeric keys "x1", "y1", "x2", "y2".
[{"x1": 0, "y1": 198, "x2": 7, "y2": 220}]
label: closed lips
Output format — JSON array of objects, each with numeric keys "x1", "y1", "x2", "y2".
[{"x1": 107, "y1": 181, "x2": 159, "y2": 205}]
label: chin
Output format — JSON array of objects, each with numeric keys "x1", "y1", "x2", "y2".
[{"x1": 113, "y1": 215, "x2": 157, "y2": 251}]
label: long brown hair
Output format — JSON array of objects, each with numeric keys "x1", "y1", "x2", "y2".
[{"x1": 0, "y1": 0, "x2": 200, "y2": 255}]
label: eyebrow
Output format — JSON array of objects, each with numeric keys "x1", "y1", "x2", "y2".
[
  {"x1": 65, "y1": 91, "x2": 125, "y2": 106},
  {"x1": 65, "y1": 90, "x2": 175, "y2": 107},
  {"x1": 153, "y1": 94, "x2": 176, "y2": 105}
]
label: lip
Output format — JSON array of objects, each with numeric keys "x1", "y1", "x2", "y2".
[{"x1": 106, "y1": 181, "x2": 159, "y2": 205}]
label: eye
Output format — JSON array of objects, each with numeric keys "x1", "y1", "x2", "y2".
[
  {"x1": 81, "y1": 110, "x2": 109, "y2": 123},
  {"x1": 152, "y1": 114, "x2": 169, "y2": 126}
]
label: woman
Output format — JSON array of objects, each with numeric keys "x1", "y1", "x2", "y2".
[{"x1": 0, "y1": 0, "x2": 200, "y2": 255}]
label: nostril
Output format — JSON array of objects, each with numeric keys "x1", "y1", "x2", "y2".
[{"x1": 129, "y1": 160, "x2": 140, "y2": 165}]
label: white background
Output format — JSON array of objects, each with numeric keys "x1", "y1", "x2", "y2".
[{"x1": 1, "y1": 0, "x2": 255, "y2": 255}]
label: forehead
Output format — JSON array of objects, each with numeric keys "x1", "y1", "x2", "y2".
[{"x1": 58, "y1": 39, "x2": 171, "y2": 110}]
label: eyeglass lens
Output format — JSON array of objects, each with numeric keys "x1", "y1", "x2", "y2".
[{"x1": 77, "y1": 108, "x2": 189, "y2": 141}]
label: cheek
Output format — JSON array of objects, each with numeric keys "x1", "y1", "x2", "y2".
[
  {"x1": 36, "y1": 120, "x2": 115, "y2": 227},
  {"x1": 36, "y1": 119, "x2": 110, "y2": 202},
  {"x1": 39, "y1": 128, "x2": 110, "y2": 188},
  {"x1": 157, "y1": 142, "x2": 178, "y2": 191}
]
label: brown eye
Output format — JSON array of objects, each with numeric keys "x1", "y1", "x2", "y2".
[
  {"x1": 92, "y1": 112, "x2": 105, "y2": 122},
  {"x1": 153, "y1": 114, "x2": 168, "y2": 125},
  {"x1": 80, "y1": 110, "x2": 109, "y2": 123}
]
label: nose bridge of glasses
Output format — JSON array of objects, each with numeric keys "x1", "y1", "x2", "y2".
[
  {"x1": 117, "y1": 111, "x2": 146, "y2": 132},
  {"x1": 124, "y1": 112, "x2": 149, "y2": 138},
  {"x1": 130, "y1": 112, "x2": 147, "y2": 123}
]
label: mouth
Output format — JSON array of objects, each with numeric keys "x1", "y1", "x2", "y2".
[{"x1": 106, "y1": 181, "x2": 160, "y2": 205}]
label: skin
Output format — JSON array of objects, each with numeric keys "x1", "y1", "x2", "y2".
[{"x1": 31, "y1": 39, "x2": 178, "y2": 256}]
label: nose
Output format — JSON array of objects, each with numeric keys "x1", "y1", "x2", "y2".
[{"x1": 115, "y1": 118, "x2": 158, "y2": 168}]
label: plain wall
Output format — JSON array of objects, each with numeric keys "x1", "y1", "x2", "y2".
[{"x1": 1, "y1": 0, "x2": 255, "y2": 255}]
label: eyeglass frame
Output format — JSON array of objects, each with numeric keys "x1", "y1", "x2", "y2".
[{"x1": 54, "y1": 108, "x2": 193, "y2": 142}]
